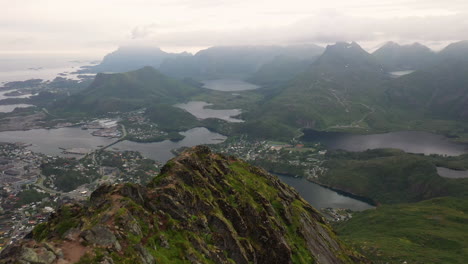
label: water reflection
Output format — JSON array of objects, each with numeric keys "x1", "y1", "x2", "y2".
[
  {"x1": 202, "y1": 79, "x2": 260, "y2": 91},
  {"x1": 175, "y1": 101, "x2": 243, "y2": 123}
]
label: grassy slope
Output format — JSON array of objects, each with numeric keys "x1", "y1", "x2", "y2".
[
  {"x1": 319, "y1": 149, "x2": 468, "y2": 204},
  {"x1": 52, "y1": 67, "x2": 200, "y2": 116},
  {"x1": 335, "y1": 197, "x2": 468, "y2": 264}
]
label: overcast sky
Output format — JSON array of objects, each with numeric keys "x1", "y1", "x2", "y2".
[{"x1": 3, "y1": 0, "x2": 468, "y2": 57}]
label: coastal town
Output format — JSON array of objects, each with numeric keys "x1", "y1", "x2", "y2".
[{"x1": 0, "y1": 143, "x2": 160, "y2": 251}]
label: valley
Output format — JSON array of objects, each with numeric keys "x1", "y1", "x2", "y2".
[{"x1": 1, "y1": 40, "x2": 468, "y2": 263}]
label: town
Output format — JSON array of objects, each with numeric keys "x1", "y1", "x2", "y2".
[
  {"x1": 0, "y1": 143, "x2": 160, "y2": 251},
  {"x1": 209, "y1": 136, "x2": 329, "y2": 180}
]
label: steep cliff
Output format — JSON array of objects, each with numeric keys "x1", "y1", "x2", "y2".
[{"x1": 0, "y1": 146, "x2": 368, "y2": 264}]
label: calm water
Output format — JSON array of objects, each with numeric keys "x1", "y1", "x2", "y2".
[
  {"x1": 175, "y1": 101, "x2": 243, "y2": 123},
  {"x1": 302, "y1": 130, "x2": 468, "y2": 156},
  {"x1": 112, "y1": 127, "x2": 227, "y2": 163},
  {"x1": 0, "y1": 127, "x2": 114, "y2": 156},
  {"x1": 202, "y1": 79, "x2": 260, "y2": 91},
  {"x1": 437, "y1": 167, "x2": 468, "y2": 179},
  {"x1": 0, "y1": 54, "x2": 97, "y2": 84},
  {"x1": 0, "y1": 104, "x2": 34, "y2": 113},
  {"x1": 277, "y1": 175, "x2": 374, "y2": 211}
]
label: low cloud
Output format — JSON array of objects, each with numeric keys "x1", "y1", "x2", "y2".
[{"x1": 128, "y1": 11, "x2": 468, "y2": 50}]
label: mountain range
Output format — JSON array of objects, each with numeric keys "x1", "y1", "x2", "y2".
[
  {"x1": 84, "y1": 44, "x2": 325, "y2": 80},
  {"x1": 238, "y1": 40, "x2": 468, "y2": 139}
]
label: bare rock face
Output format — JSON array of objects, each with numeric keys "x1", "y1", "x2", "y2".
[{"x1": 0, "y1": 146, "x2": 369, "y2": 264}]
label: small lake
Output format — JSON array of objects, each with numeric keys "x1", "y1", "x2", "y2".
[
  {"x1": 175, "y1": 101, "x2": 243, "y2": 123},
  {"x1": 202, "y1": 79, "x2": 260, "y2": 91},
  {"x1": 276, "y1": 175, "x2": 374, "y2": 211},
  {"x1": 302, "y1": 130, "x2": 468, "y2": 156},
  {"x1": 389, "y1": 70, "x2": 415, "y2": 77},
  {"x1": 109, "y1": 127, "x2": 227, "y2": 163},
  {"x1": 437, "y1": 167, "x2": 468, "y2": 179}
]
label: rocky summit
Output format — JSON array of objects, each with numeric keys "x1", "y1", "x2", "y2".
[{"x1": 0, "y1": 146, "x2": 368, "y2": 264}]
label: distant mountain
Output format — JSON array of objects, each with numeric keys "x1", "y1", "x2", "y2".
[
  {"x1": 239, "y1": 42, "x2": 388, "y2": 139},
  {"x1": 438, "y1": 40, "x2": 468, "y2": 62},
  {"x1": 373, "y1": 41, "x2": 435, "y2": 71},
  {"x1": 0, "y1": 146, "x2": 368, "y2": 264},
  {"x1": 53, "y1": 66, "x2": 200, "y2": 115},
  {"x1": 312, "y1": 42, "x2": 385, "y2": 75},
  {"x1": 82, "y1": 46, "x2": 190, "y2": 73},
  {"x1": 160, "y1": 44, "x2": 324, "y2": 80}
]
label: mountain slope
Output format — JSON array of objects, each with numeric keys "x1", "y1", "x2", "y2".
[
  {"x1": 386, "y1": 59, "x2": 468, "y2": 120},
  {"x1": 247, "y1": 55, "x2": 318, "y2": 86},
  {"x1": 0, "y1": 146, "x2": 368, "y2": 264},
  {"x1": 336, "y1": 197, "x2": 468, "y2": 264},
  {"x1": 240, "y1": 42, "x2": 388, "y2": 139},
  {"x1": 438, "y1": 40, "x2": 468, "y2": 62},
  {"x1": 373, "y1": 41, "x2": 435, "y2": 71},
  {"x1": 54, "y1": 66, "x2": 200, "y2": 115}
]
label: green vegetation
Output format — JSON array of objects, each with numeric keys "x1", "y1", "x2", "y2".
[
  {"x1": 16, "y1": 188, "x2": 50, "y2": 206},
  {"x1": 335, "y1": 197, "x2": 468, "y2": 264},
  {"x1": 144, "y1": 104, "x2": 200, "y2": 132},
  {"x1": 239, "y1": 42, "x2": 389, "y2": 139},
  {"x1": 319, "y1": 149, "x2": 468, "y2": 204},
  {"x1": 247, "y1": 56, "x2": 315, "y2": 86},
  {"x1": 52, "y1": 67, "x2": 201, "y2": 116}
]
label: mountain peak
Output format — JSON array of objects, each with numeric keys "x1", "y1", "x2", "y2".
[
  {"x1": 0, "y1": 146, "x2": 368, "y2": 264},
  {"x1": 373, "y1": 41, "x2": 434, "y2": 71},
  {"x1": 313, "y1": 42, "x2": 383, "y2": 74},
  {"x1": 439, "y1": 40, "x2": 468, "y2": 61}
]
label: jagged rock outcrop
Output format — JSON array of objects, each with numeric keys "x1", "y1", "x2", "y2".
[{"x1": 0, "y1": 146, "x2": 369, "y2": 264}]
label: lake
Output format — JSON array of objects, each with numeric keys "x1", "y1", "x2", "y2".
[
  {"x1": 276, "y1": 175, "x2": 374, "y2": 211},
  {"x1": 0, "y1": 127, "x2": 114, "y2": 156},
  {"x1": 302, "y1": 130, "x2": 468, "y2": 156},
  {"x1": 0, "y1": 104, "x2": 34, "y2": 113},
  {"x1": 202, "y1": 79, "x2": 260, "y2": 91},
  {"x1": 437, "y1": 167, "x2": 468, "y2": 179},
  {"x1": 175, "y1": 101, "x2": 243, "y2": 123},
  {"x1": 389, "y1": 70, "x2": 415, "y2": 77},
  {"x1": 0, "y1": 127, "x2": 225, "y2": 162}
]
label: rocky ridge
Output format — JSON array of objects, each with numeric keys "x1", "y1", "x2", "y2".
[{"x1": 0, "y1": 146, "x2": 368, "y2": 264}]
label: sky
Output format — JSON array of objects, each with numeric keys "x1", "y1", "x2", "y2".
[{"x1": 2, "y1": 0, "x2": 468, "y2": 58}]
